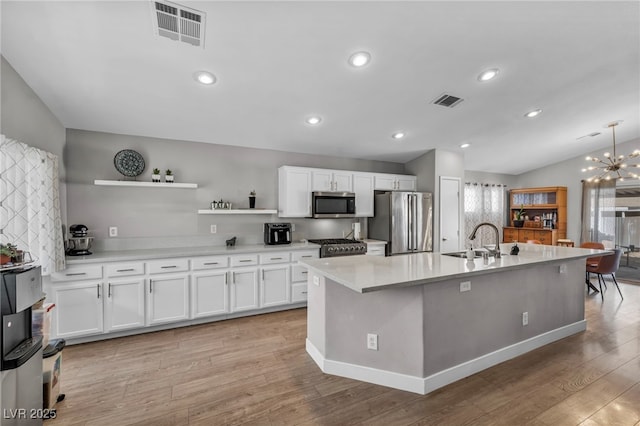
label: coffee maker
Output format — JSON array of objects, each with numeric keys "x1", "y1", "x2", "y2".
[{"x1": 66, "y1": 224, "x2": 93, "y2": 256}]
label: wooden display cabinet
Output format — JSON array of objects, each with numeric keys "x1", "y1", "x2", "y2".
[{"x1": 503, "y1": 186, "x2": 567, "y2": 245}]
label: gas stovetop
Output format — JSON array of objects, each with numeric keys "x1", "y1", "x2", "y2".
[{"x1": 308, "y1": 238, "x2": 367, "y2": 258}]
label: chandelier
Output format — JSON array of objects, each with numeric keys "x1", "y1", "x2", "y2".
[{"x1": 582, "y1": 121, "x2": 640, "y2": 182}]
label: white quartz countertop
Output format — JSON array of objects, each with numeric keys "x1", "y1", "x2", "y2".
[
  {"x1": 66, "y1": 242, "x2": 320, "y2": 264},
  {"x1": 300, "y1": 244, "x2": 607, "y2": 293}
]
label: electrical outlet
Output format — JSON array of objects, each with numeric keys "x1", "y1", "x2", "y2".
[
  {"x1": 210, "y1": 225, "x2": 217, "y2": 234},
  {"x1": 291, "y1": 224, "x2": 295, "y2": 231},
  {"x1": 460, "y1": 281, "x2": 471, "y2": 292},
  {"x1": 109, "y1": 226, "x2": 118, "y2": 237},
  {"x1": 313, "y1": 276, "x2": 319, "y2": 286},
  {"x1": 522, "y1": 312, "x2": 529, "y2": 326},
  {"x1": 367, "y1": 333, "x2": 378, "y2": 350}
]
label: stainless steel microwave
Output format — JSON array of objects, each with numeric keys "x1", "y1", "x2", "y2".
[{"x1": 312, "y1": 192, "x2": 356, "y2": 218}]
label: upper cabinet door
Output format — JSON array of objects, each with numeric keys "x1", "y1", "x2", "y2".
[
  {"x1": 278, "y1": 166, "x2": 312, "y2": 217},
  {"x1": 353, "y1": 173, "x2": 374, "y2": 217},
  {"x1": 396, "y1": 175, "x2": 417, "y2": 191},
  {"x1": 374, "y1": 174, "x2": 397, "y2": 190},
  {"x1": 333, "y1": 171, "x2": 353, "y2": 192},
  {"x1": 311, "y1": 170, "x2": 334, "y2": 191}
]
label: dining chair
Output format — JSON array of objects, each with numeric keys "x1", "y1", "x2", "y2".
[
  {"x1": 581, "y1": 242, "x2": 605, "y2": 293},
  {"x1": 586, "y1": 248, "x2": 624, "y2": 300},
  {"x1": 526, "y1": 240, "x2": 542, "y2": 244}
]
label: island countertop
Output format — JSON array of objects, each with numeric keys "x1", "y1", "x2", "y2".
[{"x1": 300, "y1": 244, "x2": 605, "y2": 293}]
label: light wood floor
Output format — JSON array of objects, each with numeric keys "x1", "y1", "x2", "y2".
[{"x1": 47, "y1": 281, "x2": 640, "y2": 426}]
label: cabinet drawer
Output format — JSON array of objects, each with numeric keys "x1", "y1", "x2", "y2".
[
  {"x1": 51, "y1": 264, "x2": 102, "y2": 282},
  {"x1": 291, "y1": 264, "x2": 309, "y2": 282},
  {"x1": 292, "y1": 250, "x2": 319, "y2": 262},
  {"x1": 104, "y1": 262, "x2": 145, "y2": 278},
  {"x1": 192, "y1": 255, "x2": 229, "y2": 270},
  {"x1": 366, "y1": 244, "x2": 386, "y2": 256},
  {"x1": 230, "y1": 254, "x2": 258, "y2": 267},
  {"x1": 291, "y1": 283, "x2": 308, "y2": 302},
  {"x1": 259, "y1": 252, "x2": 291, "y2": 265},
  {"x1": 503, "y1": 228, "x2": 519, "y2": 243},
  {"x1": 534, "y1": 231, "x2": 552, "y2": 245},
  {"x1": 147, "y1": 258, "x2": 189, "y2": 274}
]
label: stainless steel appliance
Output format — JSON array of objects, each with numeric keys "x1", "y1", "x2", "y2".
[
  {"x1": 311, "y1": 192, "x2": 356, "y2": 219},
  {"x1": 1, "y1": 266, "x2": 43, "y2": 426},
  {"x1": 66, "y1": 224, "x2": 93, "y2": 256},
  {"x1": 308, "y1": 238, "x2": 367, "y2": 258},
  {"x1": 368, "y1": 191, "x2": 433, "y2": 256},
  {"x1": 264, "y1": 223, "x2": 292, "y2": 245}
]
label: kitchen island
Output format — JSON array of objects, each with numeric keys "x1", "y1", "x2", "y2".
[{"x1": 300, "y1": 243, "x2": 604, "y2": 395}]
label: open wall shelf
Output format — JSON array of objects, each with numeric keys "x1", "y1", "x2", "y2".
[
  {"x1": 94, "y1": 180, "x2": 198, "y2": 189},
  {"x1": 198, "y1": 209, "x2": 277, "y2": 215}
]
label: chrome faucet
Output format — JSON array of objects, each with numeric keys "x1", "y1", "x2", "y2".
[{"x1": 468, "y1": 222, "x2": 501, "y2": 258}]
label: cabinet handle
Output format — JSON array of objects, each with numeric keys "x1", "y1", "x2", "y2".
[
  {"x1": 116, "y1": 268, "x2": 135, "y2": 272},
  {"x1": 204, "y1": 262, "x2": 219, "y2": 265},
  {"x1": 302, "y1": 271, "x2": 307, "y2": 274},
  {"x1": 108, "y1": 283, "x2": 112, "y2": 297},
  {"x1": 270, "y1": 257, "x2": 283, "y2": 260},
  {"x1": 225, "y1": 272, "x2": 228, "y2": 285},
  {"x1": 301, "y1": 291, "x2": 308, "y2": 294},
  {"x1": 232, "y1": 272, "x2": 236, "y2": 283},
  {"x1": 97, "y1": 284, "x2": 101, "y2": 299},
  {"x1": 66, "y1": 272, "x2": 87, "y2": 276},
  {"x1": 301, "y1": 255, "x2": 313, "y2": 258},
  {"x1": 161, "y1": 265, "x2": 177, "y2": 269},
  {"x1": 262, "y1": 270, "x2": 265, "y2": 280},
  {"x1": 149, "y1": 281, "x2": 153, "y2": 293}
]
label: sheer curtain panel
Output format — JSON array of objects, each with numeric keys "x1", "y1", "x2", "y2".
[
  {"x1": 464, "y1": 183, "x2": 507, "y2": 248},
  {"x1": 580, "y1": 180, "x2": 616, "y2": 245},
  {"x1": 1, "y1": 134, "x2": 65, "y2": 273}
]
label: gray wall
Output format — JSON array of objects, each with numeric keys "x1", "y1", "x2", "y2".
[
  {"x1": 1, "y1": 55, "x2": 67, "y2": 223},
  {"x1": 405, "y1": 149, "x2": 465, "y2": 252},
  {"x1": 464, "y1": 170, "x2": 517, "y2": 187},
  {"x1": 66, "y1": 129, "x2": 404, "y2": 249}
]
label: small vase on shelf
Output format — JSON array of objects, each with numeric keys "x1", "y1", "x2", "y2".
[
  {"x1": 249, "y1": 190, "x2": 256, "y2": 208},
  {"x1": 165, "y1": 169, "x2": 174, "y2": 183},
  {"x1": 152, "y1": 168, "x2": 161, "y2": 183}
]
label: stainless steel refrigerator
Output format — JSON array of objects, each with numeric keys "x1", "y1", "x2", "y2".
[{"x1": 368, "y1": 191, "x2": 433, "y2": 255}]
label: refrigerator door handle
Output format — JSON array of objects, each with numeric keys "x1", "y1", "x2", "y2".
[
  {"x1": 412, "y1": 194, "x2": 418, "y2": 251},
  {"x1": 406, "y1": 194, "x2": 413, "y2": 251}
]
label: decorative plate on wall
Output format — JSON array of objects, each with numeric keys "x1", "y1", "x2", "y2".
[{"x1": 114, "y1": 149, "x2": 145, "y2": 177}]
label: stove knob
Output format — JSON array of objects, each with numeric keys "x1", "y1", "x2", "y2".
[
  {"x1": 350, "y1": 246, "x2": 355, "y2": 251},
  {"x1": 328, "y1": 247, "x2": 335, "y2": 253}
]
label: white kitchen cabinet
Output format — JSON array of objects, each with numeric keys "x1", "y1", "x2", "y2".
[
  {"x1": 105, "y1": 277, "x2": 146, "y2": 332},
  {"x1": 260, "y1": 265, "x2": 290, "y2": 308},
  {"x1": 291, "y1": 283, "x2": 309, "y2": 303},
  {"x1": 353, "y1": 172, "x2": 375, "y2": 217},
  {"x1": 366, "y1": 242, "x2": 387, "y2": 256},
  {"x1": 312, "y1": 169, "x2": 353, "y2": 192},
  {"x1": 230, "y1": 267, "x2": 259, "y2": 312},
  {"x1": 374, "y1": 173, "x2": 417, "y2": 191},
  {"x1": 51, "y1": 280, "x2": 104, "y2": 339},
  {"x1": 290, "y1": 249, "x2": 318, "y2": 302},
  {"x1": 147, "y1": 275, "x2": 190, "y2": 325},
  {"x1": 191, "y1": 270, "x2": 229, "y2": 318},
  {"x1": 278, "y1": 166, "x2": 312, "y2": 217}
]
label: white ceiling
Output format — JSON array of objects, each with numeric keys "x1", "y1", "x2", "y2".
[{"x1": 2, "y1": 1, "x2": 639, "y2": 175}]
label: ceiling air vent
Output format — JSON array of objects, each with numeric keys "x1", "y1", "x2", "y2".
[
  {"x1": 432, "y1": 93, "x2": 464, "y2": 108},
  {"x1": 153, "y1": 1, "x2": 205, "y2": 48}
]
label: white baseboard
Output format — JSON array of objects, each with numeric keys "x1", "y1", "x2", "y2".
[{"x1": 306, "y1": 319, "x2": 587, "y2": 395}]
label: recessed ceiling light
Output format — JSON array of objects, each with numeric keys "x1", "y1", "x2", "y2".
[
  {"x1": 524, "y1": 109, "x2": 542, "y2": 118},
  {"x1": 305, "y1": 116, "x2": 322, "y2": 125},
  {"x1": 194, "y1": 71, "x2": 216, "y2": 85},
  {"x1": 391, "y1": 132, "x2": 405, "y2": 140},
  {"x1": 348, "y1": 51, "x2": 371, "y2": 67},
  {"x1": 477, "y1": 68, "x2": 499, "y2": 82},
  {"x1": 460, "y1": 143, "x2": 471, "y2": 148}
]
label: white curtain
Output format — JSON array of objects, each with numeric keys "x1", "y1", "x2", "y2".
[
  {"x1": 1, "y1": 135, "x2": 65, "y2": 274},
  {"x1": 581, "y1": 180, "x2": 616, "y2": 245},
  {"x1": 464, "y1": 182, "x2": 506, "y2": 248}
]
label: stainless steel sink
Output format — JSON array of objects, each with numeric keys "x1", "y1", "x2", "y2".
[
  {"x1": 442, "y1": 250, "x2": 484, "y2": 258},
  {"x1": 442, "y1": 250, "x2": 507, "y2": 258}
]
